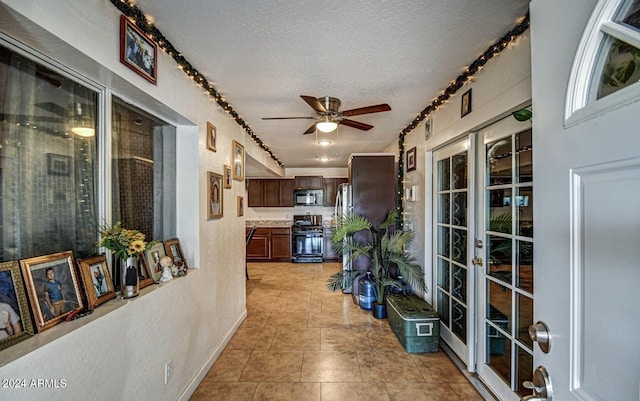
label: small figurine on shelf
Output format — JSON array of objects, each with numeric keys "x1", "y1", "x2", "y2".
[{"x1": 159, "y1": 256, "x2": 174, "y2": 282}]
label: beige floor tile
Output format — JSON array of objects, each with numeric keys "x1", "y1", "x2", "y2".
[
  {"x1": 239, "y1": 350, "x2": 304, "y2": 382},
  {"x1": 307, "y1": 310, "x2": 351, "y2": 328},
  {"x1": 301, "y1": 351, "x2": 362, "y2": 382},
  {"x1": 411, "y1": 351, "x2": 470, "y2": 383},
  {"x1": 348, "y1": 308, "x2": 389, "y2": 328},
  {"x1": 357, "y1": 350, "x2": 424, "y2": 383},
  {"x1": 226, "y1": 326, "x2": 276, "y2": 350},
  {"x1": 194, "y1": 263, "x2": 484, "y2": 401},
  {"x1": 189, "y1": 381, "x2": 257, "y2": 401},
  {"x1": 449, "y1": 382, "x2": 487, "y2": 400},
  {"x1": 270, "y1": 328, "x2": 321, "y2": 350},
  {"x1": 265, "y1": 311, "x2": 310, "y2": 328},
  {"x1": 385, "y1": 383, "x2": 463, "y2": 401},
  {"x1": 202, "y1": 350, "x2": 252, "y2": 382},
  {"x1": 321, "y1": 383, "x2": 391, "y2": 401},
  {"x1": 253, "y1": 382, "x2": 321, "y2": 401},
  {"x1": 321, "y1": 327, "x2": 371, "y2": 350},
  {"x1": 365, "y1": 327, "x2": 406, "y2": 352},
  {"x1": 284, "y1": 298, "x2": 320, "y2": 312}
]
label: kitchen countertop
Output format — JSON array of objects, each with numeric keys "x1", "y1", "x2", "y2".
[{"x1": 245, "y1": 220, "x2": 292, "y2": 228}]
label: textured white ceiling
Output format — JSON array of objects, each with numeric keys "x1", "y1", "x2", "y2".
[{"x1": 133, "y1": 0, "x2": 529, "y2": 175}]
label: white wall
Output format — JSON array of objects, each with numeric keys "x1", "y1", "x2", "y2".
[
  {"x1": 0, "y1": 1, "x2": 252, "y2": 400},
  {"x1": 384, "y1": 32, "x2": 532, "y2": 302}
]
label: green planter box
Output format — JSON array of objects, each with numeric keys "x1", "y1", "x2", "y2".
[{"x1": 387, "y1": 294, "x2": 440, "y2": 353}]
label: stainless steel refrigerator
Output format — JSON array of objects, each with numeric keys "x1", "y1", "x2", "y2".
[{"x1": 334, "y1": 182, "x2": 352, "y2": 291}]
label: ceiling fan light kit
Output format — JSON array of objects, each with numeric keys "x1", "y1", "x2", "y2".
[
  {"x1": 262, "y1": 95, "x2": 392, "y2": 137},
  {"x1": 316, "y1": 119, "x2": 338, "y2": 133}
]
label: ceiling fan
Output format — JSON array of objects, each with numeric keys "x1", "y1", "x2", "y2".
[{"x1": 262, "y1": 95, "x2": 391, "y2": 135}]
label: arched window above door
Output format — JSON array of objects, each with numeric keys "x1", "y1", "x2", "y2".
[{"x1": 566, "y1": 0, "x2": 640, "y2": 125}]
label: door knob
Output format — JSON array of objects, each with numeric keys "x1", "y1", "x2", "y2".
[
  {"x1": 528, "y1": 321, "x2": 551, "y2": 353},
  {"x1": 520, "y1": 366, "x2": 552, "y2": 401},
  {"x1": 472, "y1": 257, "x2": 483, "y2": 266}
]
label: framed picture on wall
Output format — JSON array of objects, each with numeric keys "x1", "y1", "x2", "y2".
[
  {"x1": 237, "y1": 196, "x2": 244, "y2": 217},
  {"x1": 119, "y1": 14, "x2": 157, "y2": 84},
  {"x1": 232, "y1": 140, "x2": 245, "y2": 181},
  {"x1": 206, "y1": 121, "x2": 217, "y2": 152},
  {"x1": 224, "y1": 165, "x2": 232, "y2": 189},
  {"x1": 406, "y1": 147, "x2": 417, "y2": 172},
  {"x1": 0, "y1": 261, "x2": 35, "y2": 350},
  {"x1": 207, "y1": 171, "x2": 223, "y2": 219},
  {"x1": 461, "y1": 88, "x2": 472, "y2": 117},
  {"x1": 76, "y1": 254, "x2": 116, "y2": 310},
  {"x1": 20, "y1": 251, "x2": 83, "y2": 332}
]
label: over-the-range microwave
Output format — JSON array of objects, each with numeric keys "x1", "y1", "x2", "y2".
[{"x1": 294, "y1": 189, "x2": 323, "y2": 206}]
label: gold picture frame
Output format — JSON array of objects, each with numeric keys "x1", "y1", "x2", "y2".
[
  {"x1": 232, "y1": 140, "x2": 245, "y2": 181},
  {"x1": 0, "y1": 261, "x2": 35, "y2": 350},
  {"x1": 206, "y1": 121, "x2": 217, "y2": 152},
  {"x1": 224, "y1": 165, "x2": 232, "y2": 189},
  {"x1": 76, "y1": 254, "x2": 116, "y2": 310},
  {"x1": 208, "y1": 171, "x2": 223, "y2": 219},
  {"x1": 237, "y1": 196, "x2": 244, "y2": 217},
  {"x1": 20, "y1": 251, "x2": 83, "y2": 332},
  {"x1": 143, "y1": 243, "x2": 167, "y2": 282}
]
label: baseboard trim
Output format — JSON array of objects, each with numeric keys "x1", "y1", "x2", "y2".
[{"x1": 176, "y1": 308, "x2": 248, "y2": 401}]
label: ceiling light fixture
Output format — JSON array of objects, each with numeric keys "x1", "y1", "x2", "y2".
[
  {"x1": 71, "y1": 102, "x2": 95, "y2": 137},
  {"x1": 319, "y1": 157, "x2": 329, "y2": 162},
  {"x1": 316, "y1": 116, "x2": 337, "y2": 133}
]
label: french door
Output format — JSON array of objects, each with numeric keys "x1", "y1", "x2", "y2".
[
  {"x1": 433, "y1": 116, "x2": 533, "y2": 400},
  {"x1": 475, "y1": 117, "x2": 534, "y2": 401},
  {"x1": 433, "y1": 137, "x2": 475, "y2": 366}
]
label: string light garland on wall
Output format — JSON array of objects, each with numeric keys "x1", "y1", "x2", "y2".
[
  {"x1": 395, "y1": 12, "x2": 530, "y2": 228},
  {"x1": 109, "y1": 0, "x2": 283, "y2": 167}
]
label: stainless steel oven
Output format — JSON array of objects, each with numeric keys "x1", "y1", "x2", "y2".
[{"x1": 292, "y1": 215, "x2": 323, "y2": 263}]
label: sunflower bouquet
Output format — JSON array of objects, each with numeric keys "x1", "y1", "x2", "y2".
[{"x1": 98, "y1": 222, "x2": 155, "y2": 259}]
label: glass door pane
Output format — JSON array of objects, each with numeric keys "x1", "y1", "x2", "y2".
[
  {"x1": 481, "y1": 127, "x2": 534, "y2": 397},
  {"x1": 435, "y1": 143, "x2": 470, "y2": 362}
]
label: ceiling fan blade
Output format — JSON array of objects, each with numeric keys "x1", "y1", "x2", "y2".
[
  {"x1": 302, "y1": 124, "x2": 317, "y2": 135},
  {"x1": 262, "y1": 116, "x2": 315, "y2": 120},
  {"x1": 341, "y1": 103, "x2": 391, "y2": 117},
  {"x1": 340, "y1": 119, "x2": 374, "y2": 131},
  {"x1": 300, "y1": 95, "x2": 326, "y2": 113}
]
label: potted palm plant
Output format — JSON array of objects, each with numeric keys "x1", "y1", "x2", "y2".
[{"x1": 326, "y1": 210, "x2": 426, "y2": 319}]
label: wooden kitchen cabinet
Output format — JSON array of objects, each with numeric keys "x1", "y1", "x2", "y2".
[
  {"x1": 323, "y1": 177, "x2": 348, "y2": 206},
  {"x1": 246, "y1": 227, "x2": 291, "y2": 261},
  {"x1": 246, "y1": 227, "x2": 270, "y2": 260},
  {"x1": 270, "y1": 227, "x2": 292, "y2": 261},
  {"x1": 246, "y1": 179, "x2": 294, "y2": 207},
  {"x1": 323, "y1": 226, "x2": 340, "y2": 261},
  {"x1": 294, "y1": 175, "x2": 323, "y2": 190}
]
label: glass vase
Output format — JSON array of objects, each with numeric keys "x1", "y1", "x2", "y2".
[{"x1": 120, "y1": 255, "x2": 139, "y2": 298}]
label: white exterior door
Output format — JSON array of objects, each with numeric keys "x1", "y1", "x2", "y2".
[{"x1": 531, "y1": 0, "x2": 640, "y2": 400}]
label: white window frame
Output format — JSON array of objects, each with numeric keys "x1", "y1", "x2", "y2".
[{"x1": 565, "y1": 0, "x2": 640, "y2": 126}]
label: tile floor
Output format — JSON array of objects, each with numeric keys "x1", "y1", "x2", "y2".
[{"x1": 190, "y1": 262, "x2": 485, "y2": 401}]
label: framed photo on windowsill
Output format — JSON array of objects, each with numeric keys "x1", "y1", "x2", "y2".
[
  {"x1": 143, "y1": 243, "x2": 167, "y2": 283},
  {"x1": 76, "y1": 254, "x2": 116, "y2": 310},
  {"x1": 20, "y1": 251, "x2": 83, "y2": 333},
  {"x1": 0, "y1": 261, "x2": 35, "y2": 350}
]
